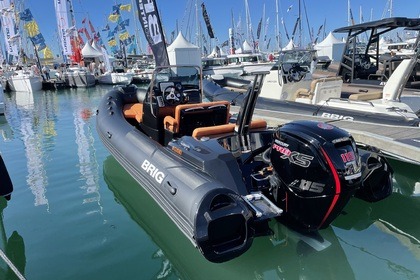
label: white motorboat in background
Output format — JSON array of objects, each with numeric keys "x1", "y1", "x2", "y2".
[
  {"x1": 97, "y1": 71, "x2": 134, "y2": 85},
  {"x1": 204, "y1": 47, "x2": 420, "y2": 127}
]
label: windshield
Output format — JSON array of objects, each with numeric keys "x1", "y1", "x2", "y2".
[
  {"x1": 153, "y1": 65, "x2": 201, "y2": 86},
  {"x1": 279, "y1": 50, "x2": 316, "y2": 68},
  {"x1": 148, "y1": 65, "x2": 203, "y2": 106}
]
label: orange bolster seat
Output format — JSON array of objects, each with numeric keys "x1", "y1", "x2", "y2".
[
  {"x1": 192, "y1": 119, "x2": 267, "y2": 139},
  {"x1": 163, "y1": 101, "x2": 231, "y2": 134},
  {"x1": 123, "y1": 103, "x2": 143, "y2": 123}
]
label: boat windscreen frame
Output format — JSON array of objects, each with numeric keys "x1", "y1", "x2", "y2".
[
  {"x1": 333, "y1": 17, "x2": 420, "y2": 83},
  {"x1": 148, "y1": 65, "x2": 203, "y2": 117}
]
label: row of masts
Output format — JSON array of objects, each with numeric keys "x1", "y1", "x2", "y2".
[{"x1": 185, "y1": 0, "x2": 400, "y2": 55}]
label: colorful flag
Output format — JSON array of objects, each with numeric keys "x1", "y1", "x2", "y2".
[
  {"x1": 31, "y1": 33, "x2": 45, "y2": 45},
  {"x1": 88, "y1": 20, "x2": 96, "y2": 33},
  {"x1": 43, "y1": 47, "x2": 54, "y2": 59},
  {"x1": 19, "y1": 9, "x2": 33, "y2": 21},
  {"x1": 201, "y1": 2, "x2": 214, "y2": 38},
  {"x1": 107, "y1": 29, "x2": 116, "y2": 38},
  {"x1": 256, "y1": 18, "x2": 262, "y2": 39},
  {"x1": 108, "y1": 14, "x2": 120, "y2": 23},
  {"x1": 112, "y1": 4, "x2": 121, "y2": 14},
  {"x1": 54, "y1": 0, "x2": 72, "y2": 55},
  {"x1": 118, "y1": 19, "x2": 129, "y2": 31},
  {"x1": 24, "y1": 21, "x2": 40, "y2": 37},
  {"x1": 102, "y1": 24, "x2": 110, "y2": 32},
  {"x1": 136, "y1": 0, "x2": 169, "y2": 66},
  {"x1": 37, "y1": 41, "x2": 46, "y2": 51},
  {"x1": 119, "y1": 30, "x2": 129, "y2": 41},
  {"x1": 120, "y1": 4, "x2": 131, "y2": 11},
  {"x1": 108, "y1": 38, "x2": 117, "y2": 47}
]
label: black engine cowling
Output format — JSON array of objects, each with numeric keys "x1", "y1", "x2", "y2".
[{"x1": 269, "y1": 121, "x2": 392, "y2": 232}]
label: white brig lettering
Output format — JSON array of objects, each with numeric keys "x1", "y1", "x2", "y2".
[
  {"x1": 321, "y1": 112, "x2": 354, "y2": 121},
  {"x1": 141, "y1": 159, "x2": 165, "y2": 184}
]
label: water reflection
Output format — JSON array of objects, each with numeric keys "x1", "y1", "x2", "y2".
[
  {"x1": 0, "y1": 198, "x2": 26, "y2": 280},
  {"x1": 103, "y1": 156, "x2": 355, "y2": 280},
  {"x1": 333, "y1": 159, "x2": 420, "y2": 279},
  {"x1": 2, "y1": 87, "x2": 108, "y2": 213},
  {"x1": 0, "y1": 116, "x2": 12, "y2": 141},
  {"x1": 4, "y1": 91, "x2": 49, "y2": 208},
  {"x1": 71, "y1": 91, "x2": 102, "y2": 214}
]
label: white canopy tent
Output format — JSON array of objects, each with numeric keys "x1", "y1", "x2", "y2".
[
  {"x1": 81, "y1": 41, "x2": 103, "y2": 58},
  {"x1": 167, "y1": 32, "x2": 201, "y2": 67},
  {"x1": 314, "y1": 32, "x2": 346, "y2": 62},
  {"x1": 282, "y1": 39, "x2": 297, "y2": 51}
]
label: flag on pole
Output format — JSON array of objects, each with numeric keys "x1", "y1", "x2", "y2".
[
  {"x1": 19, "y1": 9, "x2": 33, "y2": 21},
  {"x1": 24, "y1": 21, "x2": 40, "y2": 37},
  {"x1": 201, "y1": 2, "x2": 215, "y2": 38},
  {"x1": 88, "y1": 20, "x2": 96, "y2": 33},
  {"x1": 108, "y1": 14, "x2": 120, "y2": 22},
  {"x1": 43, "y1": 47, "x2": 54, "y2": 59},
  {"x1": 256, "y1": 18, "x2": 262, "y2": 39},
  {"x1": 120, "y1": 4, "x2": 131, "y2": 11},
  {"x1": 136, "y1": 0, "x2": 169, "y2": 66}
]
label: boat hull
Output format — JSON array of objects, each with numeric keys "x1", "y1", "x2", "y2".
[
  {"x1": 98, "y1": 73, "x2": 134, "y2": 85},
  {"x1": 203, "y1": 78, "x2": 420, "y2": 127},
  {"x1": 8, "y1": 76, "x2": 43, "y2": 92},
  {"x1": 96, "y1": 87, "x2": 255, "y2": 263},
  {"x1": 64, "y1": 73, "x2": 96, "y2": 88}
]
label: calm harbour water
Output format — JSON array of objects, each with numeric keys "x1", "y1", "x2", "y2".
[{"x1": 0, "y1": 86, "x2": 419, "y2": 280}]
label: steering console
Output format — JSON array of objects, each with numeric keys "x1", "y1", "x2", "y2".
[
  {"x1": 287, "y1": 63, "x2": 306, "y2": 82},
  {"x1": 163, "y1": 85, "x2": 184, "y2": 105}
]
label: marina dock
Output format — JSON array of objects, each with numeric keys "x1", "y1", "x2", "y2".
[{"x1": 232, "y1": 106, "x2": 420, "y2": 164}]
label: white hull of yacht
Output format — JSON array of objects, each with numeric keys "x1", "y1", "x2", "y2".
[
  {"x1": 97, "y1": 73, "x2": 134, "y2": 85},
  {"x1": 8, "y1": 75, "x2": 43, "y2": 92},
  {"x1": 64, "y1": 72, "x2": 96, "y2": 88}
]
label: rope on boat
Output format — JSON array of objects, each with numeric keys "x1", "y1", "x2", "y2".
[{"x1": 0, "y1": 249, "x2": 26, "y2": 280}]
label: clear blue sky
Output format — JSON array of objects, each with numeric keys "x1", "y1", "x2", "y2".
[{"x1": 18, "y1": 0, "x2": 420, "y2": 56}]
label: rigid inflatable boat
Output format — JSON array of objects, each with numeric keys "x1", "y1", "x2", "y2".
[
  {"x1": 96, "y1": 65, "x2": 393, "y2": 263},
  {"x1": 203, "y1": 47, "x2": 420, "y2": 127}
]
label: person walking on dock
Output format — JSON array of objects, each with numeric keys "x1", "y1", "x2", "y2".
[{"x1": 42, "y1": 65, "x2": 51, "y2": 80}]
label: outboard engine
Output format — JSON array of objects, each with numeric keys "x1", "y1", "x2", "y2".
[{"x1": 268, "y1": 120, "x2": 392, "y2": 232}]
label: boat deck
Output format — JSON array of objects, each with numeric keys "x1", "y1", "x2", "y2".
[
  {"x1": 231, "y1": 105, "x2": 420, "y2": 164},
  {"x1": 42, "y1": 79, "x2": 69, "y2": 90}
]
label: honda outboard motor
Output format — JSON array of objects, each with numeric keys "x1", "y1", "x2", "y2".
[{"x1": 270, "y1": 121, "x2": 366, "y2": 232}]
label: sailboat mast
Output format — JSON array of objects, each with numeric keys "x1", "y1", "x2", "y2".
[
  {"x1": 348, "y1": 0, "x2": 351, "y2": 26},
  {"x1": 298, "y1": 0, "x2": 302, "y2": 48},
  {"x1": 389, "y1": 0, "x2": 393, "y2": 17},
  {"x1": 262, "y1": 3, "x2": 265, "y2": 52},
  {"x1": 195, "y1": 0, "x2": 200, "y2": 47},
  {"x1": 275, "y1": 0, "x2": 280, "y2": 51},
  {"x1": 131, "y1": 0, "x2": 143, "y2": 53}
]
